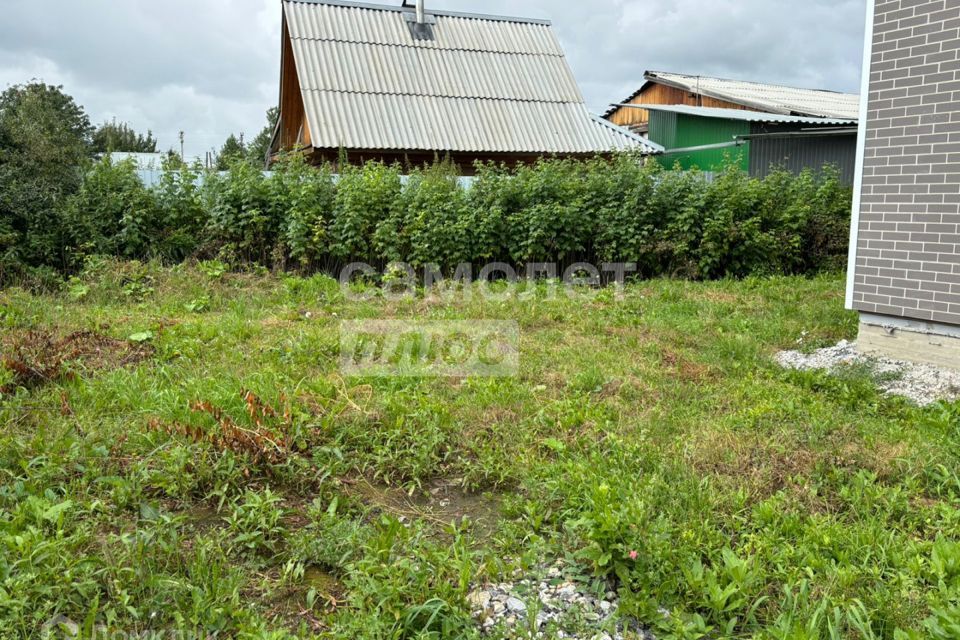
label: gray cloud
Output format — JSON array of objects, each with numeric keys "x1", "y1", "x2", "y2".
[{"x1": 0, "y1": 0, "x2": 866, "y2": 158}]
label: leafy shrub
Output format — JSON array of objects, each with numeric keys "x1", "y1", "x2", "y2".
[
  {"x1": 648, "y1": 165, "x2": 709, "y2": 277},
  {"x1": 331, "y1": 161, "x2": 402, "y2": 263},
  {"x1": 14, "y1": 153, "x2": 853, "y2": 283},
  {"x1": 801, "y1": 165, "x2": 854, "y2": 272},
  {"x1": 152, "y1": 156, "x2": 205, "y2": 261},
  {"x1": 464, "y1": 162, "x2": 514, "y2": 263},
  {"x1": 505, "y1": 159, "x2": 592, "y2": 263},
  {"x1": 203, "y1": 159, "x2": 278, "y2": 265},
  {"x1": 62, "y1": 157, "x2": 159, "y2": 263},
  {"x1": 383, "y1": 161, "x2": 471, "y2": 267},
  {"x1": 270, "y1": 153, "x2": 335, "y2": 268},
  {"x1": 587, "y1": 154, "x2": 659, "y2": 267},
  {"x1": 698, "y1": 164, "x2": 782, "y2": 278}
]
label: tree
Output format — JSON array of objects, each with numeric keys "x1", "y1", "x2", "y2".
[
  {"x1": 246, "y1": 107, "x2": 279, "y2": 168},
  {"x1": 91, "y1": 119, "x2": 157, "y2": 153},
  {"x1": 162, "y1": 148, "x2": 187, "y2": 169},
  {"x1": 0, "y1": 82, "x2": 93, "y2": 276},
  {"x1": 216, "y1": 133, "x2": 246, "y2": 171}
]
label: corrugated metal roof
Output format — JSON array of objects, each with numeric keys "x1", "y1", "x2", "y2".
[
  {"x1": 283, "y1": 0, "x2": 654, "y2": 154},
  {"x1": 604, "y1": 71, "x2": 860, "y2": 120},
  {"x1": 638, "y1": 104, "x2": 858, "y2": 126},
  {"x1": 590, "y1": 115, "x2": 664, "y2": 153},
  {"x1": 302, "y1": 92, "x2": 647, "y2": 152},
  {"x1": 284, "y1": 2, "x2": 562, "y2": 54},
  {"x1": 290, "y1": 39, "x2": 583, "y2": 102}
]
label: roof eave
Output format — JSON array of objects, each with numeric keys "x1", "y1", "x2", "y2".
[
  {"x1": 601, "y1": 79, "x2": 656, "y2": 119},
  {"x1": 590, "y1": 115, "x2": 663, "y2": 154}
]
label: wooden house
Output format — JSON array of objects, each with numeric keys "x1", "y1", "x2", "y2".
[
  {"x1": 604, "y1": 71, "x2": 860, "y2": 135},
  {"x1": 269, "y1": 0, "x2": 658, "y2": 171}
]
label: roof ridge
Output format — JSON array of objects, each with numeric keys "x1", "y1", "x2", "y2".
[
  {"x1": 646, "y1": 70, "x2": 858, "y2": 97},
  {"x1": 283, "y1": 0, "x2": 552, "y2": 26}
]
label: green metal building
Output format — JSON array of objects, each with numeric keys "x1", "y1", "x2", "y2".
[{"x1": 642, "y1": 105, "x2": 858, "y2": 183}]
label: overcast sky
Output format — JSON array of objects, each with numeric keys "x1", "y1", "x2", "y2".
[{"x1": 0, "y1": 0, "x2": 867, "y2": 158}]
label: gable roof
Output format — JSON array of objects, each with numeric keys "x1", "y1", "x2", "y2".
[
  {"x1": 604, "y1": 71, "x2": 860, "y2": 121},
  {"x1": 282, "y1": 0, "x2": 657, "y2": 154}
]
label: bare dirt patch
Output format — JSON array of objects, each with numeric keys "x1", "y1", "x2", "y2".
[
  {"x1": 250, "y1": 564, "x2": 342, "y2": 634},
  {"x1": 1, "y1": 329, "x2": 154, "y2": 392},
  {"x1": 685, "y1": 430, "x2": 818, "y2": 499},
  {"x1": 661, "y1": 348, "x2": 716, "y2": 383},
  {"x1": 344, "y1": 476, "x2": 502, "y2": 540}
]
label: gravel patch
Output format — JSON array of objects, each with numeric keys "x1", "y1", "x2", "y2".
[
  {"x1": 776, "y1": 340, "x2": 960, "y2": 406},
  {"x1": 468, "y1": 561, "x2": 654, "y2": 639}
]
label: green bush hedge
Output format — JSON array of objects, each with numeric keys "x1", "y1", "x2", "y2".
[{"x1": 10, "y1": 152, "x2": 854, "y2": 282}]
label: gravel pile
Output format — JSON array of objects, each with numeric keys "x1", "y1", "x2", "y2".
[
  {"x1": 468, "y1": 562, "x2": 653, "y2": 639},
  {"x1": 776, "y1": 340, "x2": 960, "y2": 406}
]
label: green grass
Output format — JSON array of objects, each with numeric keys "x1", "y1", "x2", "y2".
[{"x1": 2, "y1": 260, "x2": 959, "y2": 639}]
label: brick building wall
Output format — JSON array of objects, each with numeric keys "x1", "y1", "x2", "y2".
[{"x1": 851, "y1": 0, "x2": 960, "y2": 326}]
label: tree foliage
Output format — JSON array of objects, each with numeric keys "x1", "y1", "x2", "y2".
[
  {"x1": 216, "y1": 134, "x2": 246, "y2": 171},
  {"x1": 246, "y1": 107, "x2": 279, "y2": 168},
  {"x1": 0, "y1": 82, "x2": 92, "y2": 278},
  {"x1": 91, "y1": 119, "x2": 157, "y2": 153}
]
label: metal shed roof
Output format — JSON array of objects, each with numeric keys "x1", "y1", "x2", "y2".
[
  {"x1": 283, "y1": 0, "x2": 655, "y2": 154},
  {"x1": 604, "y1": 71, "x2": 860, "y2": 121},
  {"x1": 636, "y1": 104, "x2": 858, "y2": 127}
]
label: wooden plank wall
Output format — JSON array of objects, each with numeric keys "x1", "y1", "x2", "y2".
[
  {"x1": 607, "y1": 83, "x2": 751, "y2": 129},
  {"x1": 277, "y1": 20, "x2": 310, "y2": 152}
]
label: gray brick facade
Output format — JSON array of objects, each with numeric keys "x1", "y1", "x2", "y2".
[{"x1": 852, "y1": 0, "x2": 960, "y2": 326}]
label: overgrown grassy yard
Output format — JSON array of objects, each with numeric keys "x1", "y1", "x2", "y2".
[{"x1": 2, "y1": 262, "x2": 960, "y2": 639}]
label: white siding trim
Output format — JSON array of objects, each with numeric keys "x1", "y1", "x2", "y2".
[{"x1": 846, "y1": 0, "x2": 875, "y2": 310}]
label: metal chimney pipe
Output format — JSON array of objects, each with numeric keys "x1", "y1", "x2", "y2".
[{"x1": 416, "y1": 0, "x2": 425, "y2": 23}]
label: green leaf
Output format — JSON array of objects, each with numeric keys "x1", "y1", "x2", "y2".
[
  {"x1": 139, "y1": 502, "x2": 161, "y2": 521},
  {"x1": 543, "y1": 438, "x2": 567, "y2": 453},
  {"x1": 42, "y1": 500, "x2": 74, "y2": 523},
  {"x1": 128, "y1": 331, "x2": 154, "y2": 343}
]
